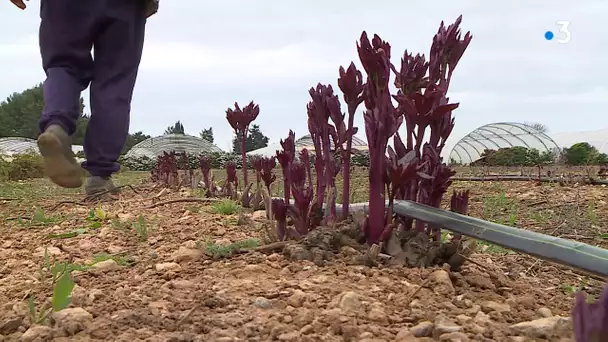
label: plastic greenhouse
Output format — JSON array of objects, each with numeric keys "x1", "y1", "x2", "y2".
[
  {"x1": 124, "y1": 134, "x2": 223, "y2": 159},
  {"x1": 448, "y1": 122, "x2": 560, "y2": 165},
  {"x1": 247, "y1": 134, "x2": 368, "y2": 157},
  {"x1": 0, "y1": 137, "x2": 83, "y2": 157}
]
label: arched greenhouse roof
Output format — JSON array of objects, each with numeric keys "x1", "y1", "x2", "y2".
[
  {"x1": 295, "y1": 134, "x2": 367, "y2": 150},
  {"x1": 448, "y1": 122, "x2": 560, "y2": 165},
  {"x1": 0, "y1": 137, "x2": 83, "y2": 156},
  {"x1": 124, "y1": 134, "x2": 223, "y2": 159},
  {"x1": 247, "y1": 134, "x2": 369, "y2": 157}
]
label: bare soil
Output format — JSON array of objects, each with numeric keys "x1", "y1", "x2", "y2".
[{"x1": 0, "y1": 171, "x2": 606, "y2": 341}]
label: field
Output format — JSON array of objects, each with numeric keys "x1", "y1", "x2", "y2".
[{"x1": 0, "y1": 168, "x2": 606, "y2": 341}]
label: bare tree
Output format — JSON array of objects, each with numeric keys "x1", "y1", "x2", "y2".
[{"x1": 525, "y1": 122, "x2": 549, "y2": 133}]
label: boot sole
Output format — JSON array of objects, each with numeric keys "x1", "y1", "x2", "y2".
[{"x1": 37, "y1": 132, "x2": 83, "y2": 188}]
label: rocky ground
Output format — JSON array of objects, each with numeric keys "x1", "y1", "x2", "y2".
[{"x1": 0, "y1": 171, "x2": 606, "y2": 341}]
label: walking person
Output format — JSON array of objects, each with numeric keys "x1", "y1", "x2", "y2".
[{"x1": 10, "y1": 0, "x2": 158, "y2": 197}]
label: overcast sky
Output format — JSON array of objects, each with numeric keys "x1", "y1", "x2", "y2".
[{"x1": 1, "y1": 0, "x2": 606, "y2": 155}]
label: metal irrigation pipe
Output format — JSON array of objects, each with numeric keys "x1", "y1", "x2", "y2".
[{"x1": 331, "y1": 200, "x2": 608, "y2": 277}]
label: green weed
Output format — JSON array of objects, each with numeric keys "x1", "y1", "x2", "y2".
[
  {"x1": 132, "y1": 215, "x2": 149, "y2": 241},
  {"x1": 30, "y1": 248, "x2": 82, "y2": 324},
  {"x1": 210, "y1": 199, "x2": 240, "y2": 215},
  {"x1": 203, "y1": 238, "x2": 260, "y2": 258}
]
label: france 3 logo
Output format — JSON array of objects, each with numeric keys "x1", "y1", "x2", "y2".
[{"x1": 544, "y1": 21, "x2": 571, "y2": 43}]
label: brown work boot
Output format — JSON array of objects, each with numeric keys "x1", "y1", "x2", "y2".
[
  {"x1": 37, "y1": 124, "x2": 83, "y2": 188},
  {"x1": 85, "y1": 176, "x2": 120, "y2": 198}
]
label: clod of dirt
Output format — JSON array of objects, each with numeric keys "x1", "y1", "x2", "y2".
[
  {"x1": 283, "y1": 223, "x2": 368, "y2": 266},
  {"x1": 409, "y1": 321, "x2": 434, "y2": 337},
  {"x1": 21, "y1": 325, "x2": 54, "y2": 342},
  {"x1": 509, "y1": 316, "x2": 571, "y2": 339},
  {"x1": 50, "y1": 307, "x2": 93, "y2": 335},
  {"x1": 427, "y1": 269, "x2": 455, "y2": 296},
  {"x1": 90, "y1": 259, "x2": 120, "y2": 273},
  {"x1": 387, "y1": 230, "x2": 477, "y2": 271},
  {"x1": 155, "y1": 262, "x2": 181, "y2": 272},
  {"x1": 0, "y1": 317, "x2": 22, "y2": 335},
  {"x1": 172, "y1": 246, "x2": 203, "y2": 262}
]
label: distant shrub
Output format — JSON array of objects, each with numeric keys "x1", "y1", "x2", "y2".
[
  {"x1": 2, "y1": 153, "x2": 45, "y2": 181},
  {"x1": 562, "y1": 142, "x2": 608, "y2": 165},
  {"x1": 472, "y1": 147, "x2": 555, "y2": 166},
  {"x1": 121, "y1": 150, "x2": 372, "y2": 172}
]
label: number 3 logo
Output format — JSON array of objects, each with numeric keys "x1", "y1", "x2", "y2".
[{"x1": 556, "y1": 21, "x2": 571, "y2": 44}]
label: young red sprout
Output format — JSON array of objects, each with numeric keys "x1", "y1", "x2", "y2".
[
  {"x1": 259, "y1": 156, "x2": 277, "y2": 194},
  {"x1": 226, "y1": 101, "x2": 260, "y2": 187},
  {"x1": 572, "y1": 283, "x2": 608, "y2": 342},
  {"x1": 388, "y1": 16, "x2": 471, "y2": 240},
  {"x1": 272, "y1": 198, "x2": 288, "y2": 241},
  {"x1": 288, "y1": 161, "x2": 314, "y2": 236},
  {"x1": 307, "y1": 83, "x2": 345, "y2": 222},
  {"x1": 449, "y1": 190, "x2": 469, "y2": 241},
  {"x1": 199, "y1": 154, "x2": 212, "y2": 194},
  {"x1": 224, "y1": 161, "x2": 238, "y2": 199},
  {"x1": 337, "y1": 62, "x2": 364, "y2": 220},
  {"x1": 276, "y1": 130, "x2": 296, "y2": 205},
  {"x1": 153, "y1": 151, "x2": 179, "y2": 186},
  {"x1": 357, "y1": 31, "x2": 403, "y2": 245},
  {"x1": 251, "y1": 156, "x2": 263, "y2": 188}
]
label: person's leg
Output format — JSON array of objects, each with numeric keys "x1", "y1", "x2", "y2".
[
  {"x1": 37, "y1": 0, "x2": 101, "y2": 188},
  {"x1": 83, "y1": 0, "x2": 146, "y2": 195}
]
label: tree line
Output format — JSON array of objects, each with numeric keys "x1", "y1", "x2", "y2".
[{"x1": 0, "y1": 84, "x2": 270, "y2": 155}]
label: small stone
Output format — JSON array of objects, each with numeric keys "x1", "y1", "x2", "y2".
[
  {"x1": 287, "y1": 290, "x2": 307, "y2": 308},
  {"x1": 509, "y1": 316, "x2": 571, "y2": 338},
  {"x1": 439, "y1": 331, "x2": 469, "y2": 341},
  {"x1": 473, "y1": 311, "x2": 492, "y2": 326},
  {"x1": 155, "y1": 262, "x2": 181, "y2": 272},
  {"x1": 0, "y1": 317, "x2": 22, "y2": 335},
  {"x1": 170, "y1": 280, "x2": 195, "y2": 289},
  {"x1": 300, "y1": 324, "x2": 314, "y2": 334},
  {"x1": 455, "y1": 315, "x2": 471, "y2": 325},
  {"x1": 516, "y1": 296, "x2": 535, "y2": 309},
  {"x1": 253, "y1": 297, "x2": 273, "y2": 309},
  {"x1": 99, "y1": 227, "x2": 112, "y2": 237},
  {"x1": 434, "y1": 316, "x2": 462, "y2": 334},
  {"x1": 367, "y1": 304, "x2": 388, "y2": 324},
  {"x1": 481, "y1": 301, "x2": 511, "y2": 313},
  {"x1": 88, "y1": 289, "x2": 103, "y2": 303},
  {"x1": 537, "y1": 307, "x2": 552, "y2": 318},
  {"x1": 469, "y1": 323, "x2": 485, "y2": 334},
  {"x1": 278, "y1": 331, "x2": 301, "y2": 341},
  {"x1": 465, "y1": 304, "x2": 480, "y2": 315},
  {"x1": 34, "y1": 246, "x2": 61, "y2": 257},
  {"x1": 117, "y1": 213, "x2": 134, "y2": 222},
  {"x1": 337, "y1": 291, "x2": 363, "y2": 313},
  {"x1": 91, "y1": 259, "x2": 120, "y2": 272},
  {"x1": 21, "y1": 325, "x2": 53, "y2": 342},
  {"x1": 427, "y1": 270, "x2": 454, "y2": 296},
  {"x1": 251, "y1": 210, "x2": 267, "y2": 220},
  {"x1": 50, "y1": 308, "x2": 93, "y2": 335},
  {"x1": 173, "y1": 246, "x2": 203, "y2": 262},
  {"x1": 508, "y1": 337, "x2": 526, "y2": 342},
  {"x1": 148, "y1": 301, "x2": 170, "y2": 316},
  {"x1": 394, "y1": 327, "x2": 414, "y2": 340},
  {"x1": 410, "y1": 321, "x2": 434, "y2": 337}
]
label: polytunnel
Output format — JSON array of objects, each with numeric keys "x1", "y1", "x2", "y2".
[
  {"x1": 448, "y1": 122, "x2": 560, "y2": 165},
  {"x1": 124, "y1": 134, "x2": 223, "y2": 159},
  {"x1": 0, "y1": 137, "x2": 83, "y2": 156},
  {"x1": 247, "y1": 134, "x2": 368, "y2": 157}
]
